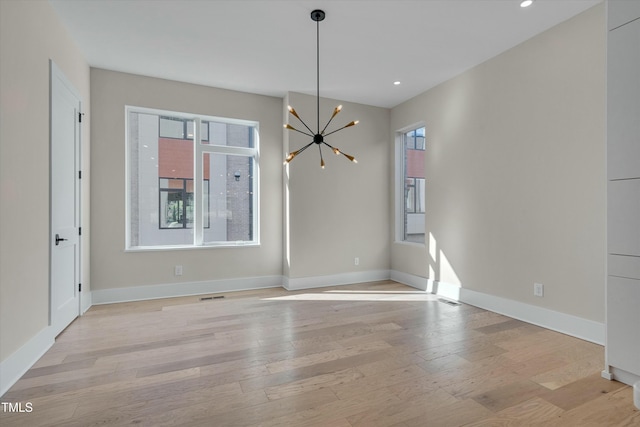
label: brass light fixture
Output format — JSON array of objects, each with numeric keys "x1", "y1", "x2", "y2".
[{"x1": 284, "y1": 9, "x2": 358, "y2": 169}]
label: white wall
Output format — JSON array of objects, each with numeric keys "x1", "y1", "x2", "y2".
[
  {"x1": 0, "y1": 0, "x2": 90, "y2": 361},
  {"x1": 390, "y1": 4, "x2": 606, "y2": 322},
  {"x1": 90, "y1": 69, "x2": 282, "y2": 292}
]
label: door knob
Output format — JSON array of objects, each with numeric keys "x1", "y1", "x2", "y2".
[{"x1": 55, "y1": 234, "x2": 68, "y2": 246}]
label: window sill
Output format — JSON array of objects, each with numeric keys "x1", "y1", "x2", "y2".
[
  {"x1": 125, "y1": 242, "x2": 260, "y2": 252},
  {"x1": 394, "y1": 240, "x2": 426, "y2": 248}
]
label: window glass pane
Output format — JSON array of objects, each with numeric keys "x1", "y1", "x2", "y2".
[
  {"x1": 160, "y1": 178, "x2": 184, "y2": 189},
  {"x1": 203, "y1": 153, "x2": 254, "y2": 244},
  {"x1": 202, "y1": 122, "x2": 255, "y2": 148},
  {"x1": 129, "y1": 111, "x2": 194, "y2": 246},
  {"x1": 401, "y1": 127, "x2": 426, "y2": 244},
  {"x1": 415, "y1": 178, "x2": 426, "y2": 213},
  {"x1": 159, "y1": 117, "x2": 185, "y2": 139},
  {"x1": 406, "y1": 179, "x2": 416, "y2": 213},
  {"x1": 185, "y1": 120, "x2": 195, "y2": 140},
  {"x1": 201, "y1": 121, "x2": 209, "y2": 142},
  {"x1": 160, "y1": 190, "x2": 184, "y2": 228}
]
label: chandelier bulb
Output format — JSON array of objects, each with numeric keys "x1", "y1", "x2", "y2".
[
  {"x1": 287, "y1": 105, "x2": 301, "y2": 120},
  {"x1": 333, "y1": 148, "x2": 340, "y2": 155},
  {"x1": 342, "y1": 153, "x2": 357, "y2": 163}
]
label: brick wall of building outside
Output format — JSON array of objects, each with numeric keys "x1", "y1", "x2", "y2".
[{"x1": 225, "y1": 124, "x2": 253, "y2": 241}]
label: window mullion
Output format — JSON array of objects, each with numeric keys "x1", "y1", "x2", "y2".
[{"x1": 193, "y1": 118, "x2": 203, "y2": 245}]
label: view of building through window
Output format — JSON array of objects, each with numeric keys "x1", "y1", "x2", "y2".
[
  {"x1": 127, "y1": 108, "x2": 258, "y2": 248},
  {"x1": 402, "y1": 127, "x2": 425, "y2": 243}
]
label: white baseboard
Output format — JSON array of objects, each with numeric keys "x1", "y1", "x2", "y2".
[
  {"x1": 284, "y1": 270, "x2": 391, "y2": 291},
  {"x1": 81, "y1": 290, "x2": 92, "y2": 314},
  {"x1": 390, "y1": 270, "x2": 429, "y2": 290},
  {"x1": 0, "y1": 326, "x2": 55, "y2": 397},
  {"x1": 460, "y1": 286, "x2": 605, "y2": 345},
  {"x1": 389, "y1": 271, "x2": 605, "y2": 345},
  {"x1": 604, "y1": 366, "x2": 640, "y2": 387},
  {"x1": 92, "y1": 276, "x2": 283, "y2": 305}
]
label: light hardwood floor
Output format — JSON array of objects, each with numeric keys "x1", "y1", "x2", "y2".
[{"x1": 1, "y1": 281, "x2": 638, "y2": 426}]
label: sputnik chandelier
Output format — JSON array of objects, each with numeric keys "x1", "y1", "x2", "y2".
[{"x1": 284, "y1": 9, "x2": 358, "y2": 169}]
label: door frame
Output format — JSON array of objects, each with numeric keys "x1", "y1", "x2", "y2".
[{"x1": 49, "y1": 60, "x2": 83, "y2": 332}]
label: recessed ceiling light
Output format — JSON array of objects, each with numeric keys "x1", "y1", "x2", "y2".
[
  {"x1": 393, "y1": 81, "x2": 401, "y2": 86},
  {"x1": 520, "y1": 0, "x2": 533, "y2": 7}
]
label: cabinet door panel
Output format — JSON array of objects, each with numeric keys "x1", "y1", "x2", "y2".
[
  {"x1": 607, "y1": 19, "x2": 640, "y2": 180},
  {"x1": 609, "y1": 254, "x2": 640, "y2": 280},
  {"x1": 607, "y1": 276, "x2": 640, "y2": 375},
  {"x1": 608, "y1": 179, "x2": 640, "y2": 256}
]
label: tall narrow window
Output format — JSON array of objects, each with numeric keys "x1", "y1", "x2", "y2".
[
  {"x1": 127, "y1": 107, "x2": 259, "y2": 249},
  {"x1": 397, "y1": 126, "x2": 425, "y2": 244}
]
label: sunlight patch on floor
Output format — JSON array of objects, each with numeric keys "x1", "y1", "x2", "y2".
[{"x1": 263, "y1": 290, "x2": 439, "y2": 302}]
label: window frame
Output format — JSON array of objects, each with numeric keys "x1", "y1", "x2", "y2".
[
  {"x1": 125, "y1": 105, "x2": 260, "y2": 251},
  {"x1": 395, "y1": 124, "x2": 426, "y2": 246}
]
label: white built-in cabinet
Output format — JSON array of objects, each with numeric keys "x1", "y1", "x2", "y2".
[{"x1": 604, "y1": 0, "x2": 640, "y2": 386}]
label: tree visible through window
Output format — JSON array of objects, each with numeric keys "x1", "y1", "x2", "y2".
[{"x1": 127, "y1": 107, "x2": 259, "y2": 248}]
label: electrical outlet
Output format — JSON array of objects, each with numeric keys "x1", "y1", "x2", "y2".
[
  {"x1": 534, "y1": 282, "x2": 544, "y2": 297},
  {"x1": 354, "y1": 257, "x2": 359, "y2": 266},
  {"x1": 175, "y1": 265, "x2": 183, "y2": 276}
]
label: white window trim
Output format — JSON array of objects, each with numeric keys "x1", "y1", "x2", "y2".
[
  {"x1": 125, "y1": 105, "x2": 260, "y2": 251},
  {"x1": 395, "y1": 122, "x2": 426, "y2": 246}
]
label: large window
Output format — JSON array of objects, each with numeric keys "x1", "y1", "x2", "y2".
[
  {"x1": 127, "y1": 107, "x2": 259, "y2": 249},
  {"x1": 397, "y1": 126, "x2": 426, "y2": 244}
]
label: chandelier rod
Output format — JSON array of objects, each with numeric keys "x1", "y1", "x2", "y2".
[{"x1": 316, "y1": 14, "x2": 320, "y2": 135}]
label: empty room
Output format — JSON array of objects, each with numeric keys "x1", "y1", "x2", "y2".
[{"x1": 1, "y1": 0, "x2": 639, "y2": 425}]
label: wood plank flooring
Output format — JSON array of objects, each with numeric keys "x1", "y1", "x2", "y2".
[{"x1": 1, "y1": 281, "x2": 638, "y2": 426}]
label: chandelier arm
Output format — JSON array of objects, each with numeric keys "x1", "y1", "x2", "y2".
[
  {"x1": 340, "y1": 151, "x2": 357, "y2": 163},
  {"x1": 322, "y1": 125, "x2": 349, "y2": 138},
  {"x1": 294, "y1": 141, "x2": 315, "y2": 156},
  {"x1": 285, "y1": 141, "x2": 314, "y2": 164},
  {"x1": 318, "y1": 144, "x2": 325, "y2": 168},
  {"x1": 291, "y1": 113, "x2": 315, "y2": 135},
  {"x1": 288, "y1": 141, "x2": 314, "y2": 163},
  {"x1": 321, "y1": 115, "x2": 337, "y2": 135},
  {"x1": 285, "y1": 125, "x2": 314, "y2": 138},
  {"x1": 321, "y1": 141, "x2": 335, "y2": 150},
  {"x1": 323, "y1": 120, "x2": 358, "y2": 138}
]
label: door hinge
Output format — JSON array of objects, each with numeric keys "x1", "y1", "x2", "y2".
[
  {"x1": 79, "y1": 227, "x2": 82, "y2": 236},
  {"x1": 78, "y1": 170, "x2": 82, "y2": 179},
  {"x1": 78, "y1": 283, "x2": 82, "y2": 292},
  {"x1": 78, "y1": 112, "x2": 84, "y2": 123}
]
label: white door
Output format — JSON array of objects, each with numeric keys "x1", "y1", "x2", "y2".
[{"x1": 50, "y1": 61, "x2": 81, "y2": 337}]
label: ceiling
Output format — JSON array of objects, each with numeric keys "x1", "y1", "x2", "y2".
[{"x1": 50, "y1": 0, "x2": 601, "y2": 109}]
